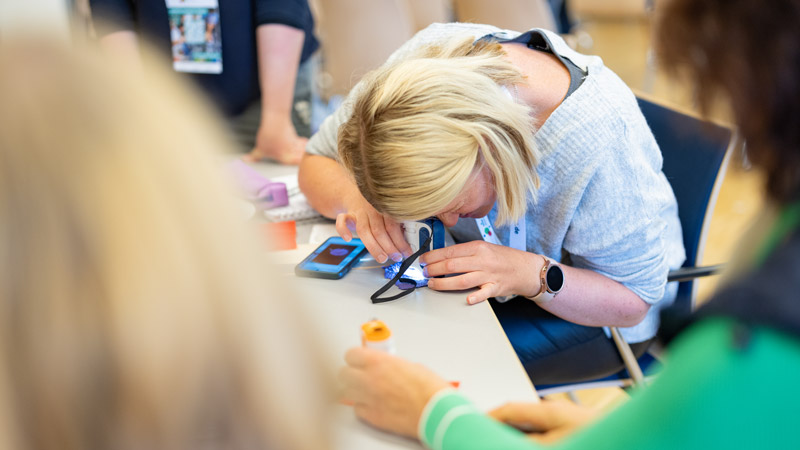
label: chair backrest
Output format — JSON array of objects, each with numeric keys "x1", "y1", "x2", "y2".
[
  {"x1": 453, "y1": 0, "x2": 557, "y2": 33},
  {"x1": 636, "y1": 96, "x2": 735, "y2": 314},
  {"x1": 313, "y1": 0, "x2": 415, "y2": 98}
]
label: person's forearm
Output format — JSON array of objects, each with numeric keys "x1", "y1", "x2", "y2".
[
  {"x1": 298, "y1": 154, "x2": 357, "y2": 219},
  {"x1": 520, "y1": 252, "x2": 650, "y2": 327},
  {"x1": 541, "y1": 263, "x2": 650, "y2": 327},
  {"x1": 255, "y1": 23, "x2": 303, "y2": 120}
]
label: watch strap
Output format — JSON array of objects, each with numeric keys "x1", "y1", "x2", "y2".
[{"x1": 529, "y1": 255, "x2": 559, "y2": 303}]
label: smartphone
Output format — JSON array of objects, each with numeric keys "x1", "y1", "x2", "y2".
[{"x1": 295, "y1": 236, "x2": 368, "y2": 279}]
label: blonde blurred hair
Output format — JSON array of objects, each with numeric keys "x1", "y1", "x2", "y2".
[
  {"x1": 0, "y1": 39, "x2": 329, "y2": 450},
  {"x1": 338, "y1": 36, "x2": 540, "y2": 225}
]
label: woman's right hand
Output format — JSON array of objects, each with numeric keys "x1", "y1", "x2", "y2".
[
  {"x1": 335, "y1": 189, "x2": 412, "y2": 264},
  {"x1": 339, "y1": 347, "x2": 451, "y2": 438}
]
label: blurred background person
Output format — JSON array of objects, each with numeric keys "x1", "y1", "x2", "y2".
[
  {"x1": 0, "y1": 38, "x2": 331, "y2": 449},
  {"x1": 89, "y1": 0, "x2": 319, "y2": 164},
  {"x1": 338, "y1": 0, "x2": 800, "y2": 448}
]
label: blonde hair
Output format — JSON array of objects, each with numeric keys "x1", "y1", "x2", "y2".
[
  {"x1": 338, "y1": 36, "x2": 540, "y2": 225},
  {"x1": 0, "y1": 40, "x2": 330, "y2": 450}
]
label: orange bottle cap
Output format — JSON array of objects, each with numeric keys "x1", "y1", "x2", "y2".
[{"x1": 361, "y1": 319, "x2": 392, "y2": 342}]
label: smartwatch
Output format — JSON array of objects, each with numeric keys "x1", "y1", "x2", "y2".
[{"x1": 529, "y1": 256, "x2": 564, "y2": 303}]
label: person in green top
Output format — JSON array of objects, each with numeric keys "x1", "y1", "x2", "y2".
[{"x1": 338, "y1": 0, "x2": 800, "y2": 448}]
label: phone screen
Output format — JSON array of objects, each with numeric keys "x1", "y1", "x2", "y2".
[
  {"x1": 295, "y1": 237, "x2": 367, "y2": 279},
  {"x1": 311, "y1": 243, "x2": 358, "y2": 265}
]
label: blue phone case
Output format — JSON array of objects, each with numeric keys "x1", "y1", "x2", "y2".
[{"x1": 295, "y1": 237, "x2": 367, "y2": 279}]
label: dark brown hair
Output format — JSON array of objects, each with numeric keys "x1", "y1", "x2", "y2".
[{"x1": 656, "y1": 0, "x2": 800, "y2": 203}]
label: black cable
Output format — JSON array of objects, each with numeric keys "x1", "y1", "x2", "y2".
[{"x1": 370, "y1": 233, "x2": 432, "y2": 304}]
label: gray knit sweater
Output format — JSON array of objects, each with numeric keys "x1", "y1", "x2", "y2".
[{"x1": 306, "y1": 23, "x2": 685, "y2": 342}]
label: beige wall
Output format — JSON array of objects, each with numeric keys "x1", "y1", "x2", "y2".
[
  {"x1": 452, "y1": 0, "x2": 555, "y2": 33},
  {"x1": 0, "y1": 0, "x2": 72, "y2": 40},
  {"x1": 313, "y1": 0, "x2": 453, "y2": 98},
  {"x1": 314, "y1": 0, "x2": 561, "y2": 98}
]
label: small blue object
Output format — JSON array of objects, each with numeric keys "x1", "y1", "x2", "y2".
[{"x1": 384, "y1": 261, "x2": 428, "y2": 288}]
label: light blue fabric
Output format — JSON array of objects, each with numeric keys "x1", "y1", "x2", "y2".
[{"x1": 306, "y1": 22, "x2": 685, "y2": 343}]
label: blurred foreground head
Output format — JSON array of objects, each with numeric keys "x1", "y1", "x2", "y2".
[
  {"x1": 0, "y1": 40, "x2": 329, "y2": 450},
  {"x1": 656, "y1": 0, "x2": 800, "y2": 203}
]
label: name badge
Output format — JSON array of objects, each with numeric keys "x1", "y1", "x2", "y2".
[{"x1": 166, "y1": 0, "x2": 222, "y2": 74}]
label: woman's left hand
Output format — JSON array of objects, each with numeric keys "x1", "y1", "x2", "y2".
[
  {"x1": 245, "y1": 113, "x2": 307, "y2": 165},
  {"x1": 419, "y1": 241, "x2": 542, "y2": 304}
]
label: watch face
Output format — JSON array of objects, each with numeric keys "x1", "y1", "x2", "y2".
[{"x1": 546, "y1": 265, "x2": 564, "y2": 292}]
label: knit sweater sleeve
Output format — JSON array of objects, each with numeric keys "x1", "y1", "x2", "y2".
[{"x1": 532, "y1": 69, "x2": 685, "y2": 306}]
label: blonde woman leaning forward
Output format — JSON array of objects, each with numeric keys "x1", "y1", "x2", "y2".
[
  {"x1": 299, "y1": 23, "x2": 684, "y2": 384},
  {"x1": 339, "y1": 1, "x2": 800, "y2": 448},
  {"x1": 0, "y1": 40, "x2": 330, "y2": 450}
]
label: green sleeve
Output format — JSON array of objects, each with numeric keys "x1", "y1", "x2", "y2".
[
  {"x1": 419, "y1": 389, "x2": 534, "y2": 450},
  {"x1": 556, "y1": 318, "x2": 800, "y2": 450},
  {"x1": 421, "y1": 318, "x2": 800, "y2": 450}
]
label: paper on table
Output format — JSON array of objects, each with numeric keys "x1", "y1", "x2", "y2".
[
  {"x1": 308, "y1": 223, "x2": 340, "y2": 245},
  {"x1": 270, "y1": 174, "x2": 302, "y2": 196},
  {"x1": 263, "y1": 194, "x2": 321, "y2": 222}
]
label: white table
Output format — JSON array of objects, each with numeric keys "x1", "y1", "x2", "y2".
[{"x1": 275, "y1": 245, "x2": 539, "y2": 449}]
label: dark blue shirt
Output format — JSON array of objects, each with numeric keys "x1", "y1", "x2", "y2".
[{"x1": 91, "y1": 0, "x2": 319, "y2": 116}]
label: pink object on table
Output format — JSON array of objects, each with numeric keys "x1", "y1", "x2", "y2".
[{"x1": 227, "y1": 159, "x2": 289, "y2": 209}]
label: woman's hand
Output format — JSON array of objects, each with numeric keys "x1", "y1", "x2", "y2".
[
  {"x1": 335, "y1": 189, "x2": 412, "y2": 264},
  {"x1": 419, "y1": 241, "x2": 543, "y2": 304},
  {"x1": 339, "y1": 347, "x2": 451, "y2": 438},
  {"x1": 245, "y1": 113, "x2": 306, "y2": 165},
  {"x1": 488, "y1": 401, "x2": 597, "y2": 444}
]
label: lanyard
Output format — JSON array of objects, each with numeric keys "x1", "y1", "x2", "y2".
[
  {"x1": 755, "y1": 202, "x2": 800, "y2": 267},
  {"x1": 480, "y1": 85, "x2": 528, "y2": 250},
  {"x1": 476, "y1": 215, "x2": 527, "y2": 251}
]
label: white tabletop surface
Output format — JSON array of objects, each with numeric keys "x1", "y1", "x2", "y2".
[{"x1": 275, "y1": 245, "x2": 539, "y2": 449}]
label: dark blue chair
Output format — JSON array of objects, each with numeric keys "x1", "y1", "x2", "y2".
[{"x1": 536, "y1": 96, "x2": 738, "y2": 396}]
